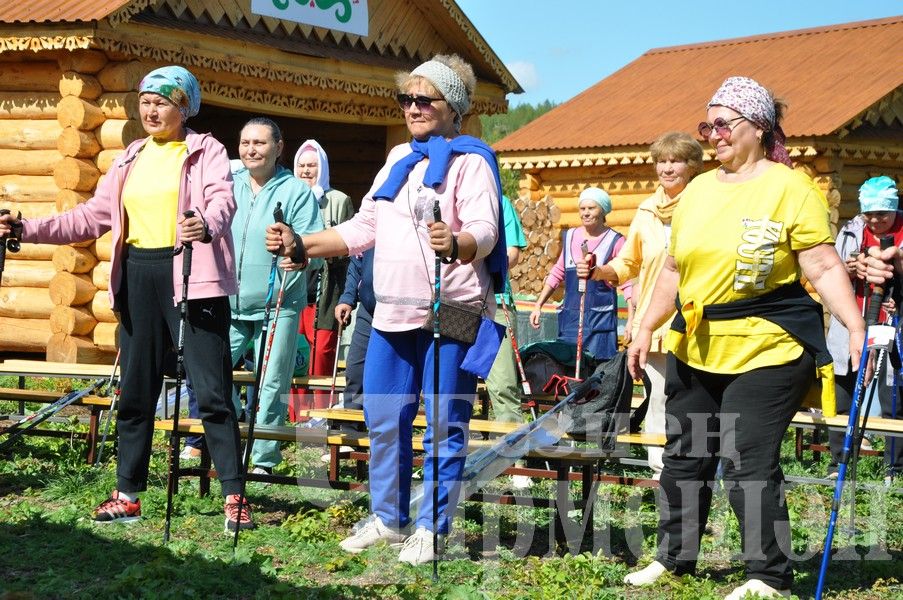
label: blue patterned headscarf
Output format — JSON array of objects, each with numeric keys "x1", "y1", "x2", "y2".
[
  {"x1": 859, "y1": 176, "x2": 899, "y2": 213},
  {"x1": 138, "y1": 66, "x2": 201, "y2": 120}
]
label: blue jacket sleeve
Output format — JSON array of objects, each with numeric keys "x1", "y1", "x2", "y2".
[{"x1": 338, "y1": 253, "x2": 363, "y2": 308}]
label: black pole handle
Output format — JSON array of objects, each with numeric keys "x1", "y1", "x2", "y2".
[
  {"x1": 432, "y1": 200, "x2": 441, "y2": 225},
  {"x1": 865, "y1": 235, "x2": 895, "y2": 326},
  {"x1": 0, "y1": 209, "x2": 8, "y2": 274},
  {"x1": 273, "y1": 201, "x2": 284, "y2": 226},
  {"x1": 181, "y1": 210, "x2": 195, "y2": 278}
]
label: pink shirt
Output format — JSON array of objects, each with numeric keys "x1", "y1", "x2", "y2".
[
  {"x1": 546, "y1": 227, "x2": 626, "y2": 289},
  {"x1": 334, "y1": 144, "x2": 499, "y2": 331}
]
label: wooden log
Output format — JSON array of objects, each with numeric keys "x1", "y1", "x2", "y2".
[
  {"x1": 97, "y1": 92, "x2": 140, "y2": 120},
  {"x1": 0, "y1": 259, "x2": 55, "y2": 288},
  {"x1": 92, "y1": 232, "x2": 113, "y2": 261},
  {"x1": 49, "y1": 272, "x2": 96, "y2": 306},
  {"x1": 56, "y1": 96, "x2": 105, "y2": 130},
  {"x1": 5, "y1": 243, "x2": 56, "y2": 260},
  {"x1": 91, "y1": 262, "x2": 111, "y2": 291},
  {"x1": 548, "y1": 203, "x2": 561, "y2": 225},
  {"x1": 545, "y1": 238, "x2": 561, "y2": 259},
  {"x1": 57, "y1": 126, "x2": 101, "y2": 158},
  {"x1": 533, "y1": 201, "x2": 548, "y2": 221},
  {"x1": 0, "y1": 175, "x2": 58, "y2": 203},
  {"x1": 0, "y1": 93, "x2": 61, "y2": 120},
  {"x1": 93, "y1": 322, "x2": 119, "y2": 351},
  {"x1": 57, "y1": 50, "x2": 109, "y2": 74},
  {"x1": 527, "y1": 229, "x2": 544, "y2": 246},
  {"x1": 1, "y1": 62, "x2": 62, "y2": 92},
  {"x1": 0, "y1": 316, "x2": 52, "y2": 353},
  {"x1": 46, "y1": 332, "x2": 109, "y2": 364},
  {"x1": 97, "y1": 61, "x2": 147, "y2": 92},
  {"x1": 50, "y1": 305, "x2": 97, "y2": 335},
  {"x1": 95, "y1": 149, "x2": 123, "y2": 174},
  {"x1": 56, "y1": 189, "x2": 92, "y2": 212},
  {"x1": 59, "y1": 71, "x2": 103, "y2": 100},
  {"x1": 53, "y1": 157, "x2": 100, "y2": 191},
  {"x1": 90, "y1": 290, "x2": 116, "y2": 323},
  {"x1": 52, "y1": 245, "x2": 97, "y2": 274},
  {"x1": 97, "y1": 119, "x2": 143, "y2": 150},
  {"x1": 605, "y1": 209, "x2": 635, "y2": 228},
  {"x1": 0, "y1": 286, "x2": 54, "y2": 319},
  {"x1": 6, "y1": 200, "x2": 57, "y2": 219},
  {"x1": 0, "y1": 120, "x2": 63, "y2": 150},
  {"x1": 0, "y1": 149, "x2": 61, "y2": 175}
]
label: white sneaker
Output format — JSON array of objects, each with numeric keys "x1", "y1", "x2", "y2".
[
  {"x1": 623, "y1": 560, "x2": 667, "y2": 586},
  {"x1": 320, "y1": 446, "x2": 354, "y2": 463},
  {"x1": 397, "y1": 526, "x2": 445, "y2": 565},
  {"x1": 180, "y1": 446, "x2": 202, "y2": 460},
  {"x1": 724, "y1": 579, "x2": 791, "y2": 600},
  {"x1": 510, "y1": 474, "x2": 532, "y2": 490},
  {"x1": 339, "y1": 514, "x2": 406, "y2": 554}
]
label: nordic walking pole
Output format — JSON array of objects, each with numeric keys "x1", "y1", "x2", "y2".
[
  {"x1": 500, "y1": 295, "x2": 531, "y2": 397},
  {"x1": 328, "y1": 318, "x2": 344, "y2": 408},
  {"x1": 163, "y1": 210, "x2": 195, "y2": 544},
  {"x1": 0, "y1": 378, "x2": 106, "y2": 452},
  {"x1": 0, "y1": 209, "x2": 22, "y2": 284},
  {"x1": 815, "y1": 235, "x2": 893, "y2": 599},
  {"x1": 94, "y1": 350, "x2": 122, "y2": 466},
  {"x1": 431, "y1": 199, "x2": 442, "y2": 582},
  {"x1": 574, "y1": 241, "x2": 596, "y2": 380},
  {"x1": 846, "y1": 308, "x2": 894, "y2": 535},
  {"x1": 233, "y1": 202, "x2": 289, "y2": 549}
]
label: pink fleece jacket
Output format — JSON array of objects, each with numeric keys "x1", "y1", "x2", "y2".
[{"x1": 22, "y1": 131, "x2": 237, "y2": 308}]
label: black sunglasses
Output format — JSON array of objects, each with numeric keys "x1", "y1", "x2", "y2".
[{"x1": 396, "y1": 93, "x2": 445, "y2": 111}]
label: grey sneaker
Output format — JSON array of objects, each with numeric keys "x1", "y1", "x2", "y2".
[
  {"x1": 339, "y1": 514, "x2": 406, "y2": 554},
  {"x1": 397, "y1": 526, "x2": 445, "y2": 565}
]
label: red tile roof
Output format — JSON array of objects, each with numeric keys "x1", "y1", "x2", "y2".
[
  {"x1": 0, "y1": 1, "x2": 133, "y2": 23},
  {"x1": 495, "y1": 16, "x2": 903, "y2": 153}
]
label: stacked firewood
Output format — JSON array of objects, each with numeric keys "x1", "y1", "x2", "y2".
[{"x1": 508, "y1": 193, "x2": 561, "y2": 296}]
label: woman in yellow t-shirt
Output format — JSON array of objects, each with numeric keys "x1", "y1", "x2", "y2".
[{"x1": 623, "y1": 77, "x2": 865, "y2": 600}]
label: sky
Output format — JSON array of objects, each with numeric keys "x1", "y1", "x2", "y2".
[{"x1": 456, "y1": 1, "x2": 902, "y2": 107}]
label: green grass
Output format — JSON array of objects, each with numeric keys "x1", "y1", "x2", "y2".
[{"x1": 0, "y1": 426, "x2": 901, "y2": 599}]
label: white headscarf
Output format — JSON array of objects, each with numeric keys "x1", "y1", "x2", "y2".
[{"x1": 293, "y1": 139, "x2": 330, "y2": 205}]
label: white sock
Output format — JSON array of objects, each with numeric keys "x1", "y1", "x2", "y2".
[{"x1": 117, "y1": 491, "x2": 137, "y2": 502}]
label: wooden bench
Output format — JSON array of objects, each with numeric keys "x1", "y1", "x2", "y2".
[
  {"x1": 0, "y1": 386, "x2": 113, "y2": 462},
  {"x1": 791, "y1": 412, "x2": 903, "y2": 461},
  {"x1": 155, "y1": 413, "x2": 665, "y2": 546}
]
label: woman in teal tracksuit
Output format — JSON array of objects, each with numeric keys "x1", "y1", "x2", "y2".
[{"x1": 230, "y1": 117, "x2": 323, "y2": 472}]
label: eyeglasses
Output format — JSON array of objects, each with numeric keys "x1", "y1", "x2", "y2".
[
  {"x1": 697, "y1": 116, "x2": 747, "y2": 140},
  {"x1": 396, "y1": 93, "x2": 445, "y2": 111}
]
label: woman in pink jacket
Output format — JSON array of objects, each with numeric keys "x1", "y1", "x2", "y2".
[{"x1": 0, "y1": 66, "x2": 252, "y2": 532}]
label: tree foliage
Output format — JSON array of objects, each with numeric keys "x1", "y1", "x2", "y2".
[{"x1": 481, "y1": 100, "x2": 557, "y2": 198}]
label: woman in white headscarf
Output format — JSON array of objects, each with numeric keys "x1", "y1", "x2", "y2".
[{"x1": 292, "y1": 140, "x2": 354, "y2": 412}]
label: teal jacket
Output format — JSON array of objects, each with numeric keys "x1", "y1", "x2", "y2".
[{"x1": 230, "y1": 165, "x2": 324, "y2": 319}]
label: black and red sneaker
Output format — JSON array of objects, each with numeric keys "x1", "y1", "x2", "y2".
[
  {"x1": 93, "y1": 490, "x2": 141, "y2": 524},
  {"x1": 224, "y1": 494, "x2": 255, "y2": 532}
]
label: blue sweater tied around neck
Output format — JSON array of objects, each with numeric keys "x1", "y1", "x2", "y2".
[{"x1": 372, "y1": 135, "x2": 507, "y2": 294}]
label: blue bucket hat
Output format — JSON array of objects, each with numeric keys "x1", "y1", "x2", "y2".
[
  {"x1": 578, "y1": 186, "x2": 612, "y2": 216},
  {"x1": 859, "y1": 176, "x2": 899, "y2": 213},
  {"x1": 138, "y1": 66, "x2": 201, "y2": 119}
]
